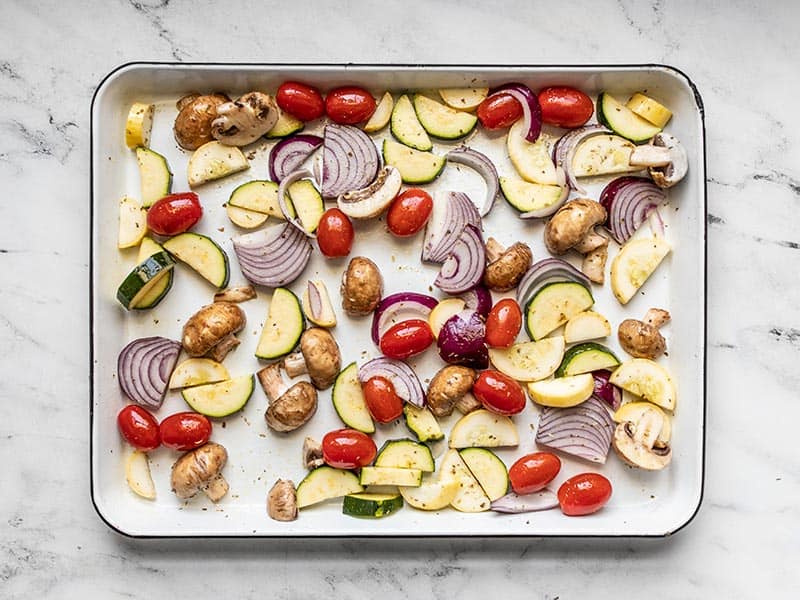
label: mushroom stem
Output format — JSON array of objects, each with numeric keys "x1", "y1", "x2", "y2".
[
  {"x1": 205, "y1": 333, "x2": 240, "y2": 363},
  {"x1": 582, "y1": 242, "x2": 608, "y2": 284},
  {"x1": 203, "y1": 473, "x2": 229, "y2": 502},
  {"x1": 455, "y1": 392, "x2": 482, "y2": 414},
  {"x1": 302, "y1": 437, "x2": 324, "y2": 469},
  {"x1": 644, "y1": 308, "x2": 671, "y2": 329},
  {"x1": 629, "y1": 145, "x2": 672, "y2": 167},
  {"x1": 485, "y1": 237, "x2": 506, "y2": 263},
  {"x1": 283, "y1": 351, "x2": 308, "y2": 379},
  {"x1": 214, "y1": 285, "x2": 257, "y2": 303},
  {"x1": 257, "y1": 363, "x2": 290, "y2": 404},
  {"x1": 573, "y1": 230, "x2": 607, "y2": 254}
]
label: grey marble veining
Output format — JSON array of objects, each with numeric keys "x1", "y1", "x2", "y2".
[{"x1": 2, "y1": 0, "x2": 799, "y2": 598}]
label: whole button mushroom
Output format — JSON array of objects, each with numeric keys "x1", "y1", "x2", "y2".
[
  {"x1": 483, "y1": 238, "x2": 533, "y2": 292},
  {"x1": 267, "y1": 479, "x2": 298, "y2": 522},
  {"x1": 427, "y1": 365, "x2": 477, "y2": 418},
  {"x1": 173, "y1": 93, "x2": 230, "y2": 150},
  {"x1": 340, "y1": 256, "x2": 383, "y2": 316},
  {"x1": 257, "y1": 363, "x2": 318, "y2": 432},
  {"x1": 170, "y1": 442, "x2": 229, "y2": 502},
  {"x1": 211, "y1": 92, "x2": 279, "y2": 147},
  {"x1": 618, "y1": 308, "x2": 670, "y2": 359},
  {"x1": 282, "y1": 328, "x2": 341, "y2": 390},
  {"x1": 182, "y1": 302, "x2": 246, "y2": 361}
]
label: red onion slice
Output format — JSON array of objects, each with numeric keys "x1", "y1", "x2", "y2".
[
  {"x1": 516, "y1": 257, "x2": 592, "y2": 310},
  {"x1": 117, "y1": 336, "x2": 181, "y2": 410},
  {"x1": 488, "y1": 83, "x2": 542, "y2": 143},
  {"x1": 232, "y1": 222, "x2": 312, "y2": 287},
  {"x1": 592, "y1": 369, "x2": 622, "y2": 410},
  {"x1": 460, "y1": 284, "x2": 492, "y2": 318},
  {"x1": 269, "y1": 134, "x2": 323, "y2": 183},
  {"x1": 434, "y1": 224, "x2": 486, "y2": 294},
  {"x1": 552, "y1": 125, "x2": 611, "y2": 195},
  {"x1": 422, "y1": 191, "x2": 482, "y2": 264},
  {"x1": 445, "y1": 146, "x2": 499, "y2": 216},
  {"x1": 371, "y1": 292, "x2": 439, "y2": 345},
  {"x1": 321, "y1": 124, "x2": 380, "y2": 199},
  {"x1": 437, "y1": 309, "x2": 488, "y2": 369},
  {"x1": 535, "y1": 396, "x2": 615, "y2": 464},
  {"x1": 277, "y1": 168, "x2": 316, "y2": 238},
  {"x1": 599, "y1": 176, "x2": 668, "y2": 244},
  {"x1": 491, "y1": 490, "x2": 559, "y2": 514},
  {"x1": 358, "y1": 357, "x2": 425, "y2": 408}
]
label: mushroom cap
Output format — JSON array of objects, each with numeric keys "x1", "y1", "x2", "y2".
[
  {"x1": 484, "y1": 241, "x2": 533, "y2": 292},
  {"x1": 544, "y1": 199, "x2": 607, "y2": 255},
  {"x1": 171, "y1": 442, "x2": 228, "y2": 499},
  {"x1": 212, "y1": 92, "x2": 279, "y2": 147},
  {"x1": 427, "y1": 365, "x2": 476, "y2": 418},
  {"x1": 267, "y1": 479, "x2": 298, "y2": 521},
  {"x1": 612, "y1": 421, "x2": 672, "y2": 470},
  {"x1": 182, "y1": 302, "x2": 246, "y2": 357},
  {"x1": 265, "y1": 381, "x2": 318, "y2": 432},
  {"x1": 618, "y1": 318, "x2": 666, "y2": 359},
  {"x1": 299, "y1": 328, "x2": 341, "y2": 390},
  {"x1": 173, "y1": 93, "x2": 230, "y2": 150},
  {"x1": 649, "y1": 133, "x2": 688, "y2": 188},
  {"x1": 340, "y1": 256, "x2": 383, "y2": 316}
]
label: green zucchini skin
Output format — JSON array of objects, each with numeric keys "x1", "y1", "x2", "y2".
[
  {"x1": 116, "y1": 251, "x2": 176, "y2": 310},
  {"x1": 342, "y1": 493, "x2": 403, "y2": 518}
]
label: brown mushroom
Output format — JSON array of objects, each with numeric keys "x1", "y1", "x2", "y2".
[
  {"x1": 257, "y1": 363, "x2": 318, "y2": 432},
  {"x1": 544, "y1": 199, "x2": 609, "y2": 283},
  {"x1": 427, "y1": 366, "x2": 476, "y2": 418},
  {"x1": 618, "y1": 308, "x2": 671, "y2": 359},
  {"x1": 483, "y1": 238, "x2": 533, "y2": 292},
  {"x1": 211, "y1": 92, "x2": 279, "y2": 147},
  {"x1": 213, "y1": 285, "x2": 257, "y2": 303},
  {"x1": 302, "y1": 437, "x2": 324, "y2": 469},
  {"x1": 267, "y1": 479, "x2": 298, "y2": 521},
  {"x1": 340, "y1": 256, "x2": 383, "y2": 316},
  {"x1": 173, "y1": 93, "x2": 230, "y2": 150},
  {"x1": 612, "y1": 407, "x2": 672, "y2": 470},
  {"x1": 170, "y1": 442, "x2": 229, "y2": 502},
  {"x1": 182, "y1": 302, "x2": 246, "y2": 359},
  {"x1": 282, "y1": 328, "x2": 341, "y2": 390}
]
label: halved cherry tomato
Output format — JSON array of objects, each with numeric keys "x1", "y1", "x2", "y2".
[
  {"x1": 538, "y1": 86, "x2": 594, "y2": 129},
  {"x1": 472, "y1": 369, "x2": 526, "y2": 415},
  {"x1": 477, "y1": 93, "x2": 523, "y2": 129},
  {"x1": 117, "y1": 405, "x2": 160, "y2": 451},
  {"x1": 322, "y1": 428, "x2": 377, "y2": 469},
  {"x1": 509, "y1": 452, "x2": 561, "y2": 494},
  {"x1": 316, "y1": 207, "x2": 354, "y2": 257},
  {"x1": 276, "y1": 81, "x2": 325, "y2": 121},
  {"x1": 386, "y1": 188, "x2": 433, "y2": 237},
  {"x1": 146, "y1": 192, "x2": 202, "y2": 236},
  {"x1": 159, "y1": 412, "x2": 212, "y2": 451},
  {"x1": 325, "y1": 86, "x2": 376, "y2": 125},
  {"x1": 362, "y1": 376, "x2": 404, "y2": 423},
  {"x1": 557, "y1": 473, "x2": 613, "y2": 516},
  {"x1": 379, "y1": 319, "x2": 434, "y2": 360},
  {"x1": 485, "y1": 298, "x2": 522, "y2": 348}
]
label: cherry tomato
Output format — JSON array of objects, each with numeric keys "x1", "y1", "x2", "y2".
[
  {"x1": 386, "y1": 188, "x2": 433, "y2": 237},
  {"x1": 159, "y1": 412, "x2": 212, "y2": 451},
  {"x1": 485, "y1": 298, "x2": 522, "y2": 348},
  {"x1": 324, "y1": 86, "x2": 376, "y2": 125},
  {"x1": 362, "y1": 376, "x2": 404, "y2": 423},
  {"x1": 477, "y1": 93, "x2": 523, "y2": 129},
  {"x1": 146, "y1": 192, "x2": 202, "y2": 236},
  {"x1": 473, "y1": 370, "x2": 526, "y2": 415},
  {"x1": 538, "y1": 86, "x2": 594, "y2": 129},
  {"x1": 117, "y1": 405, "x2": 160, "y2": 451},
  {"x1": 558, "y1": 473, "x2": 613, "y2": 516},
  {"x1": 276, "y1": 81, "x2": 325, "y2": 121},
  {"x1": 508, "y1": 452, "x2": 561, "y2": 494},
  {"x1": 322, "y1": 428, "x2": 377, "y2": 469},
  {"x1": 379, "y1": 319, "x2": 435, "y2": 360},
  {"x1": 316, "y1": 208, "x2": 354, "y2": 257}
]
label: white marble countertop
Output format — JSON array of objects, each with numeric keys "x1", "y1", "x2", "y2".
[{"x1": 2, "y1": 0, "x2": 798, "y2": 597}]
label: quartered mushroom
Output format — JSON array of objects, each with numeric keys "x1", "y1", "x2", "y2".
[
  {"x1": 337, "y1": 166, "x2": 402, "y2": 219},
  {"x1": 173, "y1": 93, "x2": 230, "y2": 150},
  {"x1": 211, "y1": 91, "x2": 279, "y2": 146},
  {"x1": 213, "y1": 285, "x2": 257, "y2": 303},
  {"x1": 267, "y1": 479, "x2": 298, "y2": 521},
  {"x1": 612, "y1": 405, "x2": 672, "y2": 470},
  {"x1": 257, "y1": 363, "x2": 318, "y2": 432},
  {"x1": 647, "y1": 133, "x2": 688, "y2": 188},
  {"x1": 302, "y1": 436, "x2": 324, "y2": 469},
  {"x1": 282, "y1": 328, "x2": 341, "y2": 390},
  {"x1": 483, "y1": 238, "x2": 533, "y2": 292},
  {"x1": 618, "y1": 307, "x2": 671, "y2": 359},
  {"x1": 544, "y1": 198, "x2": 610, "y2": 284},
  {"x1": 170, "y1": 442, "x2": 230, "y2": 502},
  {"x1": 426, "y1": 365, "x2": 477, "y2": 417}
]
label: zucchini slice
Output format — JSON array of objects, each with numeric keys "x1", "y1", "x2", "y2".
[
  {"x1": 181, "y1": 374, "x2": 255, "y2": 418},
  {"x1": 226, "y1": 205, "x2": 268, "y2": 229},
  {"x1": 610, "y1": 237, "x2": 671, "y2": 305},
  {"x1": 132, "y1": 237, "x2": 173, "y2": 309},
  {"x1": 527, "y1": 373, "x2": 595, "y2": 408},
  {"x1": 399, "y1": 476, "x2": 459, "y2": 511},
  {"x1": 363, "y1": 91, "x2": 394, "y2": 133},
  {"x1": 118, "y1": 195, "x2": 148, "y2": 249},
  {"x1": 609, "y1": 358, "x2": 677, "y2": 411},
  {"x1": 488, "y1": 336, "x2": 566, "y2": 382},
  {"x1": 264, "y1": 107, "x2": 304, "y2": 139},
  {"x1": 255, "y1": 287, "x2": 304, "y2": 360},
  {"x1": 597, "y1": 92, "x2": 662, "y2": 143},
  {"x1": 403, "y1": 405, "x2": 444, "y2": 442},
  {"x1": 359, "y1": 467, "x2": 422, "y2": 487},
  {"x1": 448, "y1": 409, "x2": 519, "y2": 449},
  {"x1": 438, "y1": 87, "x2": 489, "y2": 111},
  {"x1": 413, "y1": 94, "x2": 477, "y2": 140},
  {"x1": 525, "y1": 282, "x2": 594, "y2": 341},
  {"x1": 228, "y1": 180, "x2": 285, "y2": 218},
  {"x1": 507, "y1": 121, "x2": 560, "y2": 185},
  {"x1": 459, "y1": 448, "x2": 509, "y2": 502},
  {"x1": 564, "y1": 310, "x2": 612, "y2": 343},
  {"x1": 162, "y1": 232, "x2": 230, "y2": 288},
  {"x1": 382, "y1": 139, "x2": 445, "y2": 184},
  {"x1": 332, "y1": 362, "x2": 374, "y2": 433},
  {"x1": 125, "y1": 102, "x2": 155, "y2": 149},
  {"x1": 499, "y1": 176, "x2": 565, "y2": 213},
  {"x1": 187, "y1": 140, "x2": 249, "y2": 187},
  {"x1": 342, "y1": 492, "x2": 403, "y2": 518},
  {"x1": 116, "y1": 251, "x2": 176, "y2": 310},
  {"x1": 287, "y1": 179, "x2": 324, "y2": 233},
  {"x1": 625, "y1": 92, "x2": 672, "y2": 128},
  {"x1": 555, "y1": 342, "x2": 620, "y2": 377},
  {"x1": 296, "y1": 466, "x2": 364, "y2": 509},
  {"x1": 439, "y1": 449, "x2": 491, "y2": 513},
  {"x1": 375, "y1": 439, "x2": 435, "y2": 472},
  {"x1": 136, "y1": 147, "x2": 172, "y2": 207},
  {"x1": 169, "y1": 358, "x2": 230, "y2": 389},
  {"x1": 390, "y1": 94, "x2": 432, "y2": 151},
  {"x1": 571, "y1": 134, "x2": 639, "y2": 177}
]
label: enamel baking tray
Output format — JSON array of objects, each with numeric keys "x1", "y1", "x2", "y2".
[{"x1": 90, "y1": 63, "x2": 706, "y2": 537}]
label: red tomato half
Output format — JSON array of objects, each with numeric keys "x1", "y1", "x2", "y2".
[
  {"x1": 473, "y1": 370, "x2": 526, "y2": 415},
  {"x1": 322, "y1": 429, "x2": 377, "y2": 470},
  {"x1": 558, "y1": 473, "x2": 613, "y2": 516},
  {"x1": 117, "y1": 405, "x2": 160, "y2": 451},
  {"x1": 362, "y1": 376, "x2": 404, "y2": 423},
  {"x1": 325, "y1": 86, "x2": 376, "y2": 125},
  {"x1": 276, "y1": 81, "x2": 325, "y2": 121},
  {"x1": 509, "y1": 452, "x2": 561, "y2": 494},
  {"x1": 386, "y1": 188, "x2": 433, "y2": 237},
  {"x1": 146, "y1": 192, "x2": 202, "y2": 236},
  {"x1": 379, "y1": 319, "x2": 434, "y2": 360},
  {"x1": 159, "y1": 412, "x2": 212, "y2": 451},
  {"x1": 316, "y1": 208, "x2": 354, "y2": 258},
  {"x1": 485, "y1": 298, "x2": 522, "y2": 348},
  {"x1": 538, "y1": 86, "x2": 594, "y2": 129},
  {"x1": 477, "y1": 93, "x2": 523, "y2": 129}
]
